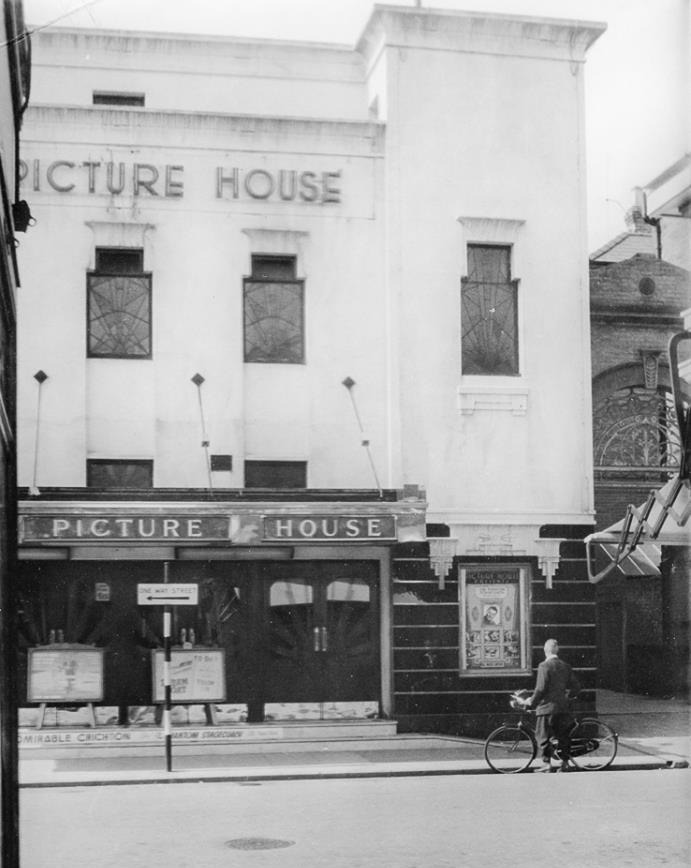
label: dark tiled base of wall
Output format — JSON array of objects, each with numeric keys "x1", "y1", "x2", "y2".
[{"x1": 392, "y1": 545, "x2": 596, "y2": 738}]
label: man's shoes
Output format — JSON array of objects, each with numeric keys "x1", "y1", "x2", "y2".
[
  {"x1": 534, "y1": 763, "x2": 555, "y2": 773},
  {"x1": 556, "y1": 760, "x2": 570, "y2": 773}
]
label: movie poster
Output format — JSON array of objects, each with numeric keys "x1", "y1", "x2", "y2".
[
  {"x1": 462, "y1": 569, "x2": 523, "y2": 670},
  {"x1": 28, "y1": 647, "x2": 104, "y2": 702}
]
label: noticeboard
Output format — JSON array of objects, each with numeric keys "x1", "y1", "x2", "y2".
[
  {"x1": 27, "y1": 645, "x2": 104, "y2": 703},
  {"x1": 151, "y1": 648, "x2": 226, "y2": 703}
]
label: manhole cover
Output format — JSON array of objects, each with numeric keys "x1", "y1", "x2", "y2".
[{"x1": 226, "y1": 838, "x2": 295, "y2": 851}]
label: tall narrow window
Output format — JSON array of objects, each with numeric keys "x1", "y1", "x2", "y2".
[
  {"x1": 87, "y1": 247, "x2": 152, "y2": 358},
  {"x1": 244, "y1": 255, "x2": 304, "y2": 363},
  {"x1": 461, "y1": 244, "x2": 518, "y2": 375},
  {"x1": 87, "y1": 459, "x2": 153, "y2": 489}
]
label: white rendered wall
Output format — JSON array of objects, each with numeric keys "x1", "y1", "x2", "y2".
[
  {"x1": 371, "y1": 14, "x2": 597, "y2": 526},
  {"x1": 17, "y1": 103, "x2": 388, "y2": 489},
  {"x1": 29, "y1": 30, "x2": 369, "y2": 121},
  {"x1": 17, "y1": 11, "x2": 601, "y2": 516}
]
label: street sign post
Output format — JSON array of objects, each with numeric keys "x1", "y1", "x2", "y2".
[
  {"x1": 138, "y1": 571, "x2": 199, "y2": 772},
  {"x1": 137, "y1": 583, "x2": 198, "y2": 605}
]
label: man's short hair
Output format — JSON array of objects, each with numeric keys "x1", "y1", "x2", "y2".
[{"x1": 544, "y1": 638, "x2": 559, "y2": 655}]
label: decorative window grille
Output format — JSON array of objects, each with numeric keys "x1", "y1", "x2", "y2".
[
  {"x1": 244, "y1": 255, "x2": 304, "y2": 363},
  {"x1": 87, "y1": 459, "x2": 153, "y2": 489},
  {"x1": 593, "y1": 386, "x2": 683, "y2": 480},
  {"x1": 87, "y1": 248, "x2": 151, "y2": 358},
  {"x1": 461, "y1": 245, "x2": 518, "y2": 375}
]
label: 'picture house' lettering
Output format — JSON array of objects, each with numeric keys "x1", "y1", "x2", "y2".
[
  {"x1": 263, "y1": 515, "x2": 396, "y2": 541},
  {"x1": 21, "y1": 515, "x2": 231, "y2": 541},
  {"x1": 19, "y1": 160, "x2": 342, "y2": 204}
]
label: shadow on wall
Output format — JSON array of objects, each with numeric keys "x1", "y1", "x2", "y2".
[{"x1": 627, "y1": 645, "x2": 690, "y2": 699}]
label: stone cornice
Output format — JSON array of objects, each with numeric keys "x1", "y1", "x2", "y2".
[
  {"x1": 358, "y1": 5, "x2": 606, "y2": 67},
  {"x1": 591, "y1": 307, "x2": 684, "y2": 326},
  {"x1": 23, "y1": 106, "x2": 385, "y2": 153},
  {"x1": 33, "y1": 27, "x2": 359, "y2": 76},
  {"x1": 18, "y1": 498, "x2": 425, "y2": 516}
]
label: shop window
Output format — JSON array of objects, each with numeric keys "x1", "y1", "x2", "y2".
[
  {"x1": 93, "y1": 91, "x2": 145, "y2": 107},
  {"x1": 244, "y1": 460, "x2": 307, "y2": 489},
  {"x1": 87, "y1": 459, "x2": 153, "y2": 489},
  {"x1": 244, "y1": 255, "x2": 304, "y2": 363},
  {"x1": 459, "y1": 564, "x2": 529, "y2": 674},
  {"x1": 461, "y1": 244, "x2": 518, "y2": 375},
  {"x1": 87, "y1": 247, "x2": 152, "y2": 358}
]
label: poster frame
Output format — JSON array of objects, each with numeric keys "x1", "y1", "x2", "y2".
[
  {"x1": 458, "y1": 563, "x2": 531, "y2": 676},
  {"x1": 150, "y1": 647, "x2": 226, "y2": 704},
  {"x1": 27, "y1": 645, "x2": 105, "y2": 703}
]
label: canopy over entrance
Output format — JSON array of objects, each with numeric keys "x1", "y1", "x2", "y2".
[
  {"x1": 585, "y1": 477, "x2": 691, "y2": 582},
  {"x1": 585, "y1": 330, "x2": 691, "y2": 583}
]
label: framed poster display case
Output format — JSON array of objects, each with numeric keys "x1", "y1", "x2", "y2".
[{"x1": 27, "y1": 644, "x2": 104, "y2": 728}]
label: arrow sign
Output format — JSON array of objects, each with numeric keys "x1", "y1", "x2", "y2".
[{"x1": 137, "y1": 583, "x2": 198, "y2": 606}]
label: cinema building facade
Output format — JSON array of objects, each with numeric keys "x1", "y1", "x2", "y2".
[{"x1": 15, "y1": 7, "x2": 604, "y2": 738}]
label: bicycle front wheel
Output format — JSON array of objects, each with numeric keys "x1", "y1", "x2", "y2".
[
  {"x1": 569, "y1": 718, "x2": 618, "y2": 770},
  {"x1": 484, "y1": 725, "x2": 536, "y2": 773}
]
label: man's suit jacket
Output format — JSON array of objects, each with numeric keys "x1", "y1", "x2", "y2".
[{"x1": 529, "y1": 655, "x2": 580, "y2": 716}]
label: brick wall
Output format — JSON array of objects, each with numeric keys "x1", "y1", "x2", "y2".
[
  {"x1": 590, "y1": 255, "x2": 690, "y2": 312},
  {"x1": 590, "y1": 252, "x2": 690, "y2": 697}
]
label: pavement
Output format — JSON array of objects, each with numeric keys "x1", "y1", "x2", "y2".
[{"x1": 18, "y1": 689, "x2": 690, "y2": 787}]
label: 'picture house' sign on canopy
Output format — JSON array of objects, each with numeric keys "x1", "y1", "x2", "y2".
[{"x1": 19, "y1": 513, "x2": 398, "y2": 543}]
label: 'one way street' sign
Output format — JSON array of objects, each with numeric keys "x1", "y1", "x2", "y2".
[{"x1": 137, "y1": 583, "x2": 199, "y2": 605}]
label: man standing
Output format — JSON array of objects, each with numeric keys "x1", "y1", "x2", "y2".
[{"x1": 520, "y1": 638, "x2": 581, "y2": 772}]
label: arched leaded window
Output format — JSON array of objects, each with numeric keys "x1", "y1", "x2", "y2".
[{"x1": 593, "y1": 385, "x2": 683, "y2": 480}]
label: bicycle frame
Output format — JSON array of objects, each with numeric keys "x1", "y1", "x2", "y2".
[
  {"x1": 486, "y1": 697, "x2": 618, "y2": 773},
  {"x1": 502, "y1": 709, "x2": 571, "y2": 759}
]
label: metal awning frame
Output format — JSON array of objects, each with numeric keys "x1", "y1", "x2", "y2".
[
  {"x1": 585, "y1": 477, "x2": 690, "y2": 583},
  {"x1": 585, "y1": 330, "x2": 691, "y2": 583}
]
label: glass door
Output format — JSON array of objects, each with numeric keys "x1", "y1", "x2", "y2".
[
  {"x1": 322, "y1": 577, "x2": 377, "y2": 701},
  {"x1": 263, "y1": 564, "x2": 379, "y2": 713}
]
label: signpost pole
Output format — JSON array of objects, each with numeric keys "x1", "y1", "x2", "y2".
[
  {"x1": 163, "y1": 561, "x2": 172, "y2": 772},
  {"x1": 136, "y1": 576, "x2": 198, "y2": 772}
]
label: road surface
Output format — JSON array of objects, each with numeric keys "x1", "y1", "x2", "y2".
[{"x1": 20, "y1": 768, "x2": 690, "y2": 868}]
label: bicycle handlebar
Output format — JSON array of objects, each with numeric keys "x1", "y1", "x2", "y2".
[
  {"x1": 509, "y1": 689, "x2": 582, "y2": 710},
  {"x1": 509, "y1": 689, "x2": 532, "y2": 709}
]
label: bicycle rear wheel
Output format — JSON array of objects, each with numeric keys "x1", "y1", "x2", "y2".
[
  {"x1": 569, "y1": 718, "x2": 618, "y2": 770},
  {"x1": 484, "y1": 725, "x2": 536, "y2": 773}
]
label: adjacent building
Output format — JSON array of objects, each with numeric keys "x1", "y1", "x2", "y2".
[
  {"x1": 637, "y1": 154, "x2": 691, "y2": 271},
  {"x1": 15, "y1": 6, "x2": 604, "y2": 740},
  {"x1": 589, "y1": 160, "x2": 691, "y2": 698},
  {"x1": 0, "y1": 1, "x2": 31, "y2": 864}
]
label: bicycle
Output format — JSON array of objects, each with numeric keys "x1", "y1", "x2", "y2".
[{"x1": 484, "y1": 691, "x2": 618, "y2": 774}]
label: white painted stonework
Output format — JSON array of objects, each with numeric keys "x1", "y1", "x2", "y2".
[{"x1": 17, "y1": 7, "x2": 604, "y2": 565}]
